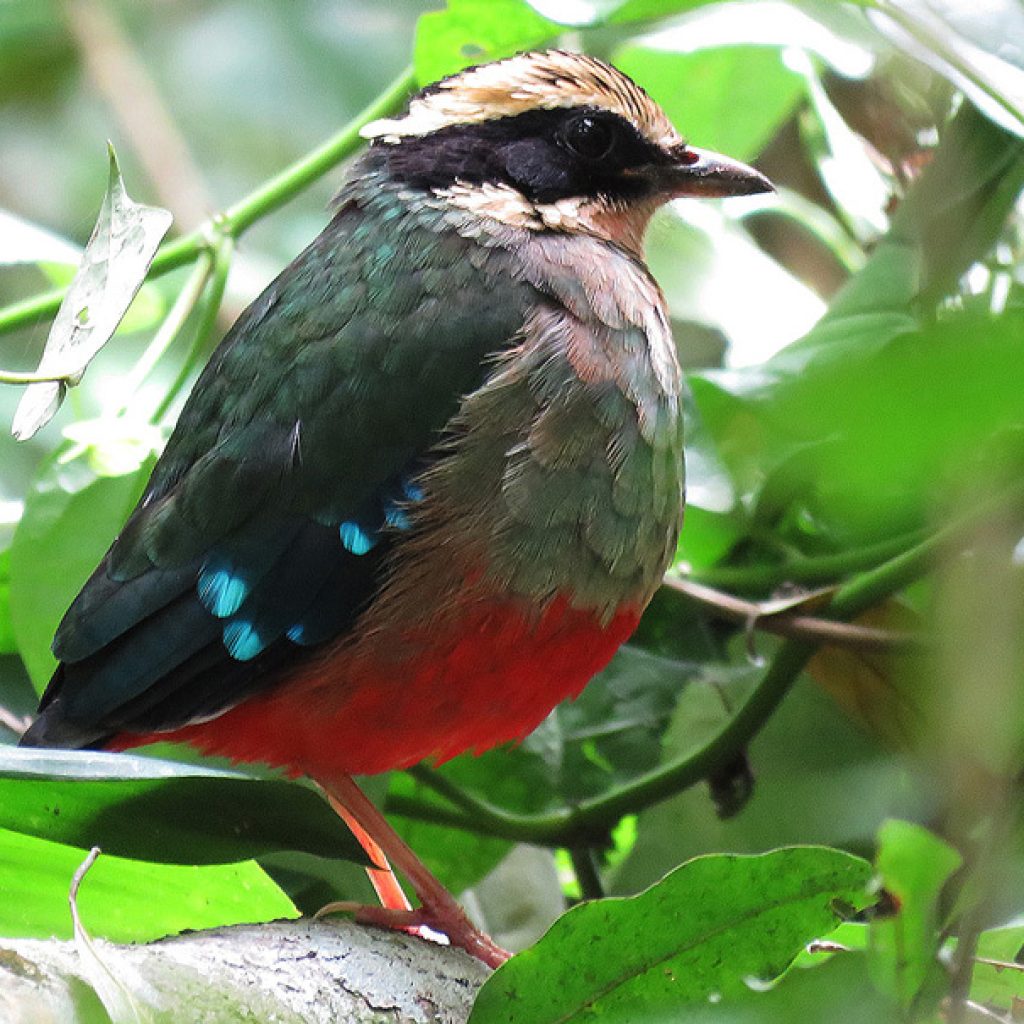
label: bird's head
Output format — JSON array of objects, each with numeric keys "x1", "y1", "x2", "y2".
[{"x1": 361, "y1": 50, "x2": 773, "y2": 256}]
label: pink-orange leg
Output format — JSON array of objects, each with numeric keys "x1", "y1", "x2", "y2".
[
  {"x1": 316, "y1": 773, "x2": 510, "y2": 968},
  {"x1": 324, "y1": 791, "x2": 413, "y2": 913}
]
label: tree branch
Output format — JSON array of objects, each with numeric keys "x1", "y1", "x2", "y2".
[
  {"x1": 663, "y1": 576, "x2": 928, "y2": 652},
  {"x1": 0, "y1": 919, "x2": 486, "y2": 1023}
]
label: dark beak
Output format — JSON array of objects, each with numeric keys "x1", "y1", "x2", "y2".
[{"x1": 657, "y1": 146, "x2": 774, "y2": 199}]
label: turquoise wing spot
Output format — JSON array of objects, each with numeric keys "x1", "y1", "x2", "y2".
[
  {"x1": 286, "y1": 623, "x2": 307, "y2": 645},
  {"x1": 198, "y1": 568, "x2": 250, "y2": 619},
  {"x1": 223, "y1": 619, "x2": 266, "y2": 661},
  {"x1": 339, "y1": 521, "x2": 377, "y2": 556}
]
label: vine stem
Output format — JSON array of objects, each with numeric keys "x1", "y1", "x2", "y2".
[
  {"x1": 389, "y1": 481, "x2": 1024, "y2": 847},
  {"x1": 112, "y1": 249, "x2": 214, "y2": 416},
  {"x1": 0, "y1": 66, "x2": 416, "y2": 339},
  {"x1": 152, "y1": 236, "x2": 234, "y2": 425}
]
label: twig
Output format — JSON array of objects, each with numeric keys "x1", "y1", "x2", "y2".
[
  {"x1": 664, "y1": 576, "x2": 928, "y2": 652},
  {"x1": 0, "y1": 707, "x2": 32, "y2": 738},
  {"x1": 68, "y1": 845, "x2": 101, "y2": 931}
]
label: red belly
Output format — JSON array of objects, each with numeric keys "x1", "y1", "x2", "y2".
[{"x1": 116, "y1": 594, "x2": 640, "y2": 777}]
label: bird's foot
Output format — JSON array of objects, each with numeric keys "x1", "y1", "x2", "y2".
[{"x1": 317, "y1": 899, "x2": 510, "y2": 968}]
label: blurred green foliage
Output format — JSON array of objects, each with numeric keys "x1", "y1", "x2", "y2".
[{"x1": 1, "y1": 0, "x2": 1024, "y2": 1020}]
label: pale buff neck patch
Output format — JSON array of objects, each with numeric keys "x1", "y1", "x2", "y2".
[{"x1": 361, "y1": 50, "x2": 683, "y2": 152}]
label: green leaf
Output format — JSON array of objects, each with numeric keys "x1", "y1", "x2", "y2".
[
  {"x1": 867, "y1": 0, "x2": 1024, "y2": 138},
  {"x1": 868, "y1": 819, "x2": 962, "y2": 1012},
  {"x1": 0, "y1": 549, "x2": 15, "y2": 655},
  {"x1": 11, "y1": 145, "x2": 172, "y2": 440},
  {"x1": 9, "y1": 454, "x2": 151, "y2": 692},
  {"x1": 0, "y1": 747, "x2": 367, "y2": 866},
  {"x1": 971, "y1": 924, "x2": 1024, "y2": 1011},
  {"x1": 414, "y1": 0, "x2": 560, "y2": 84},
  {"x1": 470, "y1": 846, "x2": 872, "y2": 1022},
  {"x1": 614, "y1": 45, "x2": 804, "y2": 162},
  {"x1": 0, "y1": 827, "x2": 297, "y2": 943},
  {"x1": 605, "y1": 0, "x2": 717, "y2": 23}
]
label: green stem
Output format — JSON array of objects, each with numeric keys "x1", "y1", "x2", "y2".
[
  {"x1": 0, "y1": 365, "x2": 78, "y2": 385},
  {"x1": 390, "y1": 481, "x2": 1024, "y2": 846},
  {"x1": 569, "y1": 847, "x2": 605, "y2": 901},
  {"x1": 0, "y1": 67, "x2": 416, "y2": 338},
  {"x1": 114, "y1": 250, "x2": 214, "y2": 416},
  {"x1": 153, "y1": 236, "x2": 234, "y2": 425},
  {"x1": 685, "y1": 529, "x2": 926, "y2": 593}
]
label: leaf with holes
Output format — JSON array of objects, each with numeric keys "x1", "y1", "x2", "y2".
[{"x1": 11, "y1": 145, "x2": 172, "y2": 440}]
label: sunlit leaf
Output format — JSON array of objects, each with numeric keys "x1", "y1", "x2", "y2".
[
  {"x1": 0, "y1": 747, "x2": 367, "y2": 866},
  {"x1": 869, "y1": 0, "x2": 1024, "y2": 137},
  {"x1": 11, "y1": 145, "x2": 172, "y2": 441},
  {"x1": 648, "y1": 204, "x2": 825, "y2": 367},
  {"x1": 470, "y1": 846, "x2": 872, "y2": 1022},
  {"x1": 0, "y1": 209, "x2": 82, "y2": 267},
  {"x1": 9, "y1": 453, "x2": 151, "y2": 691},
  {"x1": 614, "y1": 45, "x2": 804, "y2": 162},
  {"x1": 414, "y1": 0, "x2": 560, "y2": 83},
  {"x1": 0, "y1": 827, "x2": 297, "y2": 943},
  {"x1": 971, "y1": 924, "x2": 1024, "y2": 1011}
]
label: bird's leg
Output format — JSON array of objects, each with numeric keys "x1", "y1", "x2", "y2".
[
  {"x1": 324, "y1": 792, "x2": 413, "y2": 913},
  {"x1": 316, "y1": 773, "x2": 511, "y2": 968}
]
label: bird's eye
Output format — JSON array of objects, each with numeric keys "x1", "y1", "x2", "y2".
[{"x1": 562, "y1": 114, "x2": 616, "y2": 161}]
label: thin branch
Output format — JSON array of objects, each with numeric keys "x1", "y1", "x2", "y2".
[
  {"x1": 0, "y1": 67, "x2": 416, "y2": 337},
  {"x1": 663, "y1": 576, "x2": 928, "y2": 652},
  {"x1": 0, "y1": 367, "x2": 78, "y2": 385},
  {"x1": 0, "y1": 706, "x2": 32, "y2": 738}
]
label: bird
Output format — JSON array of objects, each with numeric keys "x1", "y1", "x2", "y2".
[{"x1": 20, "y1": 50, "x2": 772, "y2": 965}]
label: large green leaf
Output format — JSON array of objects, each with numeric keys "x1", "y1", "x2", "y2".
[
  {"x1": 0, "y1": 748, "x2": 367, "y2": 866},
  {"x1": 470, "y1": 846, "x2": 872, "y2": 1022},
  {"x1": 614, "y1": 45, "x2": 804, "y2": 161},
  {"x1": 0, "y1": 826, "x2": 297, "y2": 943},
  {"x1": 9, "y1": 453, "x2": 151, "y2": 692}
]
